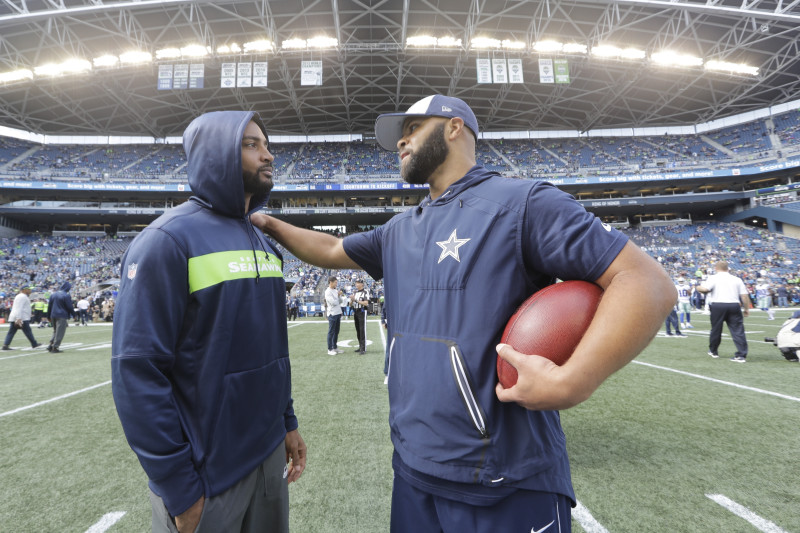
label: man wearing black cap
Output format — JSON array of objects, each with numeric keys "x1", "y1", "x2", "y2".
[
  {"x1": 350, "y1": 279, "x2": 370, "y2": 354},
  {"x1": 252, "y1": 94, "x2": 675, "y2": 531}
]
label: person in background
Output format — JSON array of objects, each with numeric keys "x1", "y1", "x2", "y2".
[
  {"x1": 324, "y1": 276, "x2": 343, "y2": 355},
  {"x1": 46, "y1": 281, "x2": 74, "y2": 353},
  {"x1": 76, "y1": 296, "x2": 90, "y2": 326},
  {"x1": 696, "y1": 261, "x2": 751, "y2": 362},
  {"x1": 2, "y1": 285, "x2": 41, "y2": 351}
]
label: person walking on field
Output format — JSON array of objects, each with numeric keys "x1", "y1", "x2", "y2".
[
  {"x1": 46, "y1": 282, "x2": 74, "y2": 353},
  {"x1": 2, "y1": 285, "x2": 41, "y2": 350}
]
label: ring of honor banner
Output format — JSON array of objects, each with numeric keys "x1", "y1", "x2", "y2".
[
  {"x1": 253, "y1": 62, "x2": 268, "y2": 87},
  {"x1": 476, "y1": 58, "x2": 492, "y2": 84},
  {"x1": 173, "y1": 64, "x2": 189, "y2": 89},
  {"x1": 301, "y1": 61, "x2": 323, "y2": 86},
  {"x1": 157, "y1": 65, "x2": 173, "y2": 90},
  {"x1": 190, "y1": 64, "x2": 204, "y2": 89},
  {"x1": 221, "y1": 63, "x2": 236, "y2": 88},
  {"x1": 237, "y1": 62, "x2": 252, "y2": 87}
]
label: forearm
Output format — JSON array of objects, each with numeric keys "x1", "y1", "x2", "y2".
[{"x1": 252, "y1": 213, "x2": 358, "y2": 269}]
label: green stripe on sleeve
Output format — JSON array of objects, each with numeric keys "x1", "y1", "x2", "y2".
[{"x1": 188, "y1": 250, "x2": 283, "y2": 293}]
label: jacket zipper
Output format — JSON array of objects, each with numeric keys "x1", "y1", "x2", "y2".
[{"x1": 448, "y1": 344, "x2": 489, "y2": 439}]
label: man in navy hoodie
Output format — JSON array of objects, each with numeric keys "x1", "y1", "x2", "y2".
[
  {"x1": 112, "y1": 111, "x2": 306, "y2": 533},
  {"x1": 46, "y1": 281, "x2": 73, "y2": 353},
  {"x1": 253, "y1": 95, "x2": 675, "y2": 532}
]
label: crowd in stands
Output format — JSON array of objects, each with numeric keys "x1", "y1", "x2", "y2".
[
  {"x1": 2, "y1": 110, "x2": 799, "y2": 184},
  {"x1": 3, "y1": 222, "x2": 800, "y2": 325}
]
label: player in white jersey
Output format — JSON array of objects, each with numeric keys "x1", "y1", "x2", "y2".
[
  {"x1": 755, "y1": 278, "x2": 775, "y2": 320},
  {"x1": 675, "y1": 277, "x2": 693, "y2": 328}
]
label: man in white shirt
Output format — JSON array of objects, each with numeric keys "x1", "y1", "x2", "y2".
[
  {"x1": 3, "y1": 285, "x2": 42, "y2": 350},
  {"x1": 696, "y1": 261, "x2": 751, "y2": 362},
  {"x1": 324, "y1": 276, "x2": 343, "y2": 355},
  {"x1": 76, "y1": 297, "x2": 91, "y2": 325}
]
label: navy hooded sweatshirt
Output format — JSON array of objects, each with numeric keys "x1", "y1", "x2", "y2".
[
  {"x1": 47, "y1": 281, "x2": 73, "y2": 319},
  {"x1": 111, "y1": 111, "x2": 296, "y2": 517}
]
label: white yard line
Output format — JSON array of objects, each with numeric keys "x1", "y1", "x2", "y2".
[
  {"x1": 706, "y1": 494, "x2": 790, "y2": 533},
  {"x1": 0, "y1": 381, "x2": 111, "y2": 418},
  {"x1": 573, "y1": 500, "x2": 610, "y2": 533},
  {"x1": 85, "y1": 512, "x2": 126, "y2": 533},
  {"x1": 633, "y1": 361, "x2": 800, "y2": 402}
]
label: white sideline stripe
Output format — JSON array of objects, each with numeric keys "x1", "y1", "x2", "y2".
[
  {"x1": 85, "y1": 511, "x2": 126, "y2": 533},
  {"x1": 78, "y1": 343, "x2": 112, "y2": 351},
  {"x1": 633, "y1": 361, "x2": 800, "y2": 402},
  {"x1": 573, "y1": 500, "x2": 609, "y2": 533},
  {"x1": 0, "y1": 381, "x2": 111, "y2": 418},
  {"x1": 706, "y1": 494, "x2": 789, "y2": 533}
]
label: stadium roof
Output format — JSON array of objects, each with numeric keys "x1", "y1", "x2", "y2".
[{"x1": 0, "y1": 0, "x2": 799, "y2": 139}]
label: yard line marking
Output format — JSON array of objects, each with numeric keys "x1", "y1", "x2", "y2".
[
  {"x1": 0, "y1": 350, "x2": 45, "y2": 361},
  {"x1": 85, "y1": 511, "x2": 126, "y2": 533},
  {"x1": 78, "y1": 343, "x2": 112, "y2": 351},
  {"x1": 633, "y1": 361, "x2": 800, "y2": 402},
  {"x1": 573, "y1": 500, "x2": 609, "y2": 533},
  {"x1": 706, "y1": 494, "x2": 790, "y2": 533},
  {"x1": 0, "y1": 381, "x2": 111, "y2": 418}
]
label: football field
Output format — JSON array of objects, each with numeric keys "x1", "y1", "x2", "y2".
[{"x1": 1, "y1": 310, "x2": 798, "y2": 532}]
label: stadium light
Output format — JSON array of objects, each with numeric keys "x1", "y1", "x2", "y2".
[
  {"x1": 652, "y1": 51, "x2": 703, "y2": 67},
  {"x1": 243, "y1": 40, "x2": 274, "y2": 53},
  {"x1": 563, "y1": 43, "x2": 588, "y2": 54},
  {"x1": 471, "y1": 37, "x2": 502, "y2": 49},
  {"x1": 436, "y1": 36, "x2": 462, "y2": 48},
  {"x1": 119, "y1": 51, "x2": 152, "y2": 64},
  {"x1": 282, "y1": 38, "x2": 307, "y2": 50},
  {"x1": 307, "y1": 36, "x2": 338, "y2": 49},
  {"x1": 533, "y1": 40, "x2": 563, "y2": 53},
  {"x1": 501, "y1": 40, "x2": 526, "y2": 50},
  {"x1": 217, "y1": 43, "x2": 243, "y2": 54},
  {"x1": 34, "y1": 58, "x2": 91, "y2": 77},
  {"x1": 93, "y1": 55, "x2": 119, "y2": 68},
  {"x1": 407, "y1": 35, "x2": 437, "y2": 47},
  {"x1": 592, "y1": 44, "x2": 645, "y2": 60},
  {"x1": 0, "y1": 69, "x2": 33, "y2": 84},
  {"x1": 155, "y1": 48, "x2": 181, "y2": 60},
  {"x1": 705, "y1": 60, "x2": 759, "y2": 76},
  {"x1": 180, "y1": 44, "x2": 209, "y2": 58}
]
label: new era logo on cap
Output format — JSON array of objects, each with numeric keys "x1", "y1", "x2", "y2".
[{"x1": 374, "y1": 95, "x2": 479, "y2": 151}]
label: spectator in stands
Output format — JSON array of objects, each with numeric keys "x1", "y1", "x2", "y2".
[
  {"x1": 2, "y1": 285, "x2": 41, "y2": 350},
  {"x1": 111, "y1": 111, "x2": 305, "y2": 533},
  {"x1": 46, "y1": 281, "x2": 74, "y2": 353}
]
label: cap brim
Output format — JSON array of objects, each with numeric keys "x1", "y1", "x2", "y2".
[{"x1": 374, "y1": 113, "x2": 432, "y2": 151}]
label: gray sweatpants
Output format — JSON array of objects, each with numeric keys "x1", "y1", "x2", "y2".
[
  {"x1": 49, "y1": 318, "x2": 68, "y2": 349},
  {"x1": 150, "y1": 442, "x2": 289, "y2": 533}
]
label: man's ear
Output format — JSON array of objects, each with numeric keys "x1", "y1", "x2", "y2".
[{"x1": 447, "y1": 117, "x2": 466, "y2": 141}]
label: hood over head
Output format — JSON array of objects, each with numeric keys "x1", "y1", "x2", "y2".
[
  {"x1": 183, "y1": 111, "x2": 271, "y2": 218},
  {"x1": 60, "y1": 281, "x2": 71, "y2": 292}
]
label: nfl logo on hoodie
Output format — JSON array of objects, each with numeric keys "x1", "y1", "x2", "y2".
[{"x1": 127, "y1": 263, "x2": 138, "y2": 280}]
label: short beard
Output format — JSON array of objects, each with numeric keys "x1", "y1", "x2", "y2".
[
  {"x1": 243, "y1": 166, "x2": 273, "y2": 200},
  {"x1": 401, "y1": 123, "x2": 449, "y2": 185}
]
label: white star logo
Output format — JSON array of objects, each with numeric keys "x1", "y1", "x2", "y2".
[{"x1": 436, "y1": 229, "x2": 471, "y2": 264}]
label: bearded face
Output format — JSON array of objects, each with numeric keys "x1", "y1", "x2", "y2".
[{"x1": 401, "y1": 122, "x2": 449, "y2": 185}]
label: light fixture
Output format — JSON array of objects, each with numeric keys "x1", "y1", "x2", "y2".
[
  {"x1": 243, "y1": 40, "x2": 274, "y2": 53},
  {"x1": 119, "y1": 51, "x2": 152, "y2": 64},
  {"x1": 34, "y1": 58, "x2": 91, "y2": 77},
  {"x1": 282, "y1": 38, "x2": 307, "y2": 50},
  {"x1": 307, "y1": 36, "x2": 338, "y2": 49},
  {"x1": 155, "y1": 48, "x2": 181, "y2": 60},
  {"x1": 533, "y1": 40, "x2": 563, "y2": 53},
  {"x1": 436, "y1": 36, "x2": 462, "y2": 47},
  {"x1": 217, "y1": 43, "x2": 242, "y2": 54},
  {"x1": 471, "y1": 37, "x2": 502, "y2": 49},
  {"x1": 563, "y1": 43, "x2": 588, "y2": 54},
  {"x1": 0, "y1": 69, "x2": 33, "y2": 84},
  {"x1": 93, "y1": 55, "x2": 119, "y2": 68},
  {"x1": 407, "y1": 36, "x2": 437, "y2": 47},
  {"x1": 705, "y1": 60, "x2": 759, "y2": 76},
  {"x1": 501, "y1": 40, "x2": 526, "y2": 50},
  {"x1": 591, "y1": 44, "x2": 645, "y2": 60},
  {"x1": 652, "y1": 51, "x2": 703, "y2": 67},
  {"x1": 180, "y1": 44, "x2": 209, "y2": 57}
]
